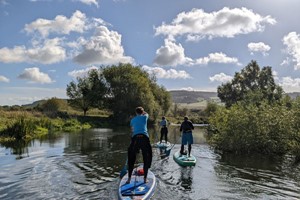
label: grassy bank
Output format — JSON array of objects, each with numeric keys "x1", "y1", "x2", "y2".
[{"x1": 0, "y1": 110, "x2": 94, "y2": 143}]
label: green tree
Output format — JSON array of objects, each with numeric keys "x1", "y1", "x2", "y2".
[
  {"x1": 217, "y1": 60, "x2": 283, "y2": 107},
  {"x1": 66, "y1": 69, "x2": 106, "y2": 116},
  {"x1": 41, "y1": 97, "x2": 68, "y2": 117},
  {"x1": 102, "y1": 63, "x2": 170, "y2": 124}
]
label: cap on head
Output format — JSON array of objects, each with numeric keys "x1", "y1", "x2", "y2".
[{"x1": 135, "y1": 106, "x2": 144, "y2": 115}]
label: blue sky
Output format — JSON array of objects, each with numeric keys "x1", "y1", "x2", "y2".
[{"x1": 1, "y1": 0, "x2": 300, "y2": 106}]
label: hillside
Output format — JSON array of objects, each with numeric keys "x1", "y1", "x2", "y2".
[{"x1": 169, "y1": 90, "x2": 218, "y2": 104}]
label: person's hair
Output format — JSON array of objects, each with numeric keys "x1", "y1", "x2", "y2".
[
  {"x1": 162, "y1": 116, "x2": 165, "y2": 120},
  {"x1": 135, "y1": 106, "x2": 144, "y2": 115},
  {"x1": 184, "y1": 116, "x2": 188, "y2": 120}
]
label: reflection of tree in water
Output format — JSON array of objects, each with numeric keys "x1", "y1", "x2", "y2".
[
  {"x1": 179, "y1": 167, "x2": 193, "y2": 191},
  {"x1": 63, "y1": 129, "x2": 132, "y2": 178},
  {"x1": 1, "y1": 139, "x2": 30, "y2": 159}
]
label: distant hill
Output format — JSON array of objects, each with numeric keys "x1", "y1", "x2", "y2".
[
  {"x1": 287, "y1": 92, "x2": 300, "y2": 99},
  {"x1": 169, "y1": 90, "x2": 218, "y2": 104},
  {"x1": 13, "y1": 91, "x2": 300, "y2": 108}
]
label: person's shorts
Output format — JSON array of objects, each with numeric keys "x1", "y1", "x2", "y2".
[{"x1": 181, "y1": 131, "x2": 193, "y2": 145}]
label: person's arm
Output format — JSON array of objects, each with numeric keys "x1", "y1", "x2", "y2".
[{"x1": 190, "y1": 121, "x2": 194, "y2": 130}]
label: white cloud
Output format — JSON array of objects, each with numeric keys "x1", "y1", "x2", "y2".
[
  {"x1": 282, "y1": 32, "x2": 300, "y2": 70},
  {"x1": 155, "y1": 7, "x2": 276, "y2": 40},
  {"x1": 180, "y1": 87, "x2": 194, "y2": 91},
  {"x1": 153, "y1": 38, "x2": 193, "y2": 67},
  {"x1": 0, "y1": 75, "x2": 9, "y2": 82},
  {"x1": 279, "y1": 76, "x2": 300, "y2": 93},
  {"x1": 75, "y1": 0, "x2": 99, "y2": 7},
  {"x1": 18, "y1": 67, "x2": 53, "y2": 84},
  {"x1": 68, "y1": 66, "x2": 98, "y2": 78},
  {"x1": 142, "y1": 65, "x2": 191, "y2": 79},
  {"x1": 0, "y1": 38, "x2": 66, "y2": 64},
  {"x1": 24, "y1": 10, "x2": 88, "y2": 37},
  {"x1": 73, "y1": 26, "x2": 134, "y2": 65},
  {"x1": 209, "y1": 73, "x2": 233, "y2": 83},
  {"x1": 195, "y1": 52, "x2": 240, "y2": 65},
  {"x1": 0, "y1": 46, "x2": 28, "y2": 63},
  {"x1": 248, "y1": 42, "x2": 271, "y2": 56},
  {"x1": 153, "y1": 38, "x2": 240, "y2": 67}
]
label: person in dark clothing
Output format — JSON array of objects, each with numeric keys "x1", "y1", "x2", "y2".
[
  {"x1": 159, "y1": 116, "x2": 168, "y2": 143},
  {"x1": 179, "y1": 116, "x2": 194, "y2": 157},
  {"x1": 126, "y1": 107, "x2": 152, "y2": 184}
]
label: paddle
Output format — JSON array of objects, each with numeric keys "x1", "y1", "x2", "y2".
[
  {"x1": 120, "y1": 158, "x2": 128, "y2": 178},
  {"x1": 161, "y1": 134, "x2": 181, "y2": 157}
]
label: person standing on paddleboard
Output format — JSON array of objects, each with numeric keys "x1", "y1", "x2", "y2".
[
  {"x1": 126, "y1": 106, "x2": 152, "y2": 184},
  {"x1": 159, "y1": 116, "x2": 168, "y2": 144},
  {"x1": 179, "y1": 116, "x2": 194, "y2": 157}
]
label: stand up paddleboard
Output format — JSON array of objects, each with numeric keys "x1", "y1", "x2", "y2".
[
  {"x1": 173, "y1": 151, "x2": 196, "y2": 167},
  {"x1": 153, "y1": 140, "x2": 171, "y2": 149},
  {"x1": 118, "y1": 165, "x2": 156, "y2": 200}
]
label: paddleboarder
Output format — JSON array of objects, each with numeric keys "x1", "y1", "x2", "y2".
[
  {"x1": 159, "y1": 116, "x2": 168, "y2": 144},
  {"x1": 179, "y1": 116, "x2": 194, "y2": 157},
  {"x1": 126, "y1": 107, "x2": 152, "y2": 184}
]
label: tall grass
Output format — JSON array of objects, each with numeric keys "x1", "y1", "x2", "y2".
[{"x1": 0, "y1": 111, "x2": 92, "y2": 141}]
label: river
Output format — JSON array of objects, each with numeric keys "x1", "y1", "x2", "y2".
[{"x1": 0, "y1": 126, "x2": 300, "y2": 200}]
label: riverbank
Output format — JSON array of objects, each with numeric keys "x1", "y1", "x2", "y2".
[{"x1": 0, "y1": 110, "x2": 100, "y2": 143}]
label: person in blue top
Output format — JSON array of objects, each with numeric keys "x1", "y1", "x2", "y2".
[
  {"x1": 180, "y1": 116, "x2": 194, "y2": 157},
  {"x1": 126, "y1": 106, "x2": 152, "y2": 184},
  {"x1": 159, "y1": 116, "x2": 168, "y2": 143}
]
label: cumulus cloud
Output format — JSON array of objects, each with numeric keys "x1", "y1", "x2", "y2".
[
  {"x1": 279, "y1": 76, "x2": 300, "y2": 92},
  {"x1": 155, "y1": 7, "x2": 276, "y2": 40},
  {"x1": 282, "y1": 32, "x2": 300, "y2": 70},
  {"x1": 0, "y1": 75, "x2": 9, "y2": 82},
  {"x1": 18, "y1": 67, "x2": 53, "y2": 84},
  {"x1": 209, "y1": 72, "x2": 233, "y2": 83},
  {"x1": 73, "y1": 26, "x2": 134, "y2": 65},
  {"x1": 142, "y1": 65, "x2": 191, "y2": 79},
  {"x1": 0, "y1": 38, "x2": 66, "y2": 64},
  {"x1": 153, "y1": 38, "x2": 240, "y2": 67},
  {"x1": 195, "y1": 52, "x2": 240, "y2": 65},
  {"x1": 75, "y1": 0, "x2": 99, "y2": 7},
  {"x1": 68, "y1": 66, "x2": 98, "y2": 78},
  {"x1": 153, "y1": 39, "x2": 193, "y2": 67},
  {"x1": 248, "y1": 42, "x2": 271, "y2": 56},
  {"x1": 24, "y1": 10, "x2": 88, "y2": 38}
]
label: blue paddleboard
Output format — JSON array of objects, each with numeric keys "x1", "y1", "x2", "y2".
[
  {"x1": 153, "y1": 140, "x2": 171, "y2": 149},
  {"x1": 118, "y1": 165, "x2": 156, "y2": 200}
]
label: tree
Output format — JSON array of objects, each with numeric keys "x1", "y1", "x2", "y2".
[
  {"x1": 102, "y1": 63, "x2": 170, "y2": 124},
  {"x1": 41, "y1": 97, "x2": 68, "y2": 117},
  {"x1": 66, "y1": 69, "x2": 106, "y2": 116},
  {"x1": 217, "y1": 60, "x2": 283, "y2": 107}
]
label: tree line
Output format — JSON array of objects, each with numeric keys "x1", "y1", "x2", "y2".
[{"x1": 66, "y1": 63, "x2": 172, "y2": 125}]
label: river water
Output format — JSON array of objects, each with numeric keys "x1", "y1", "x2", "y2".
[{"x1": 0, "y1": 126, "x2": 300, "y2": 200}]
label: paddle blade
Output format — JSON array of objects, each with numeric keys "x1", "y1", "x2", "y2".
[
  {"x1": 165, "y1": 149, "x2": 171, "y2": 157},
  {"x1": 120, "y1": 166, "x2": 127, "y2": 178},
  {"x1": 120, "y1": 159, "x2": 128, "y2": 178}
]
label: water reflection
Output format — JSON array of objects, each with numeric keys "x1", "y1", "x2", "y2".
[
  {"x1": 1, "y1": 126, "x2": 300, "y2": 200},
  {"x1": 179, "y1": 167, "x2": 193, "y2": 191}
]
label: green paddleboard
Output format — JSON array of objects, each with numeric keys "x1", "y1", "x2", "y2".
[{"x1": 173, "y1": 151, "x2": 196, "y2": 167}]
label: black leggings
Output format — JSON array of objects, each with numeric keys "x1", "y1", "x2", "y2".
[
  {"x1": 160, "y1": 127, "x2": 168, "y2": 142},
  {"x1": 128, "y1": 134, "x2": 152, "y2": 179}
]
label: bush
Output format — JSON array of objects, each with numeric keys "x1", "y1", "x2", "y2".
[{"x1": 208, "y1": 102, "x2": 295, "y2": 155}]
